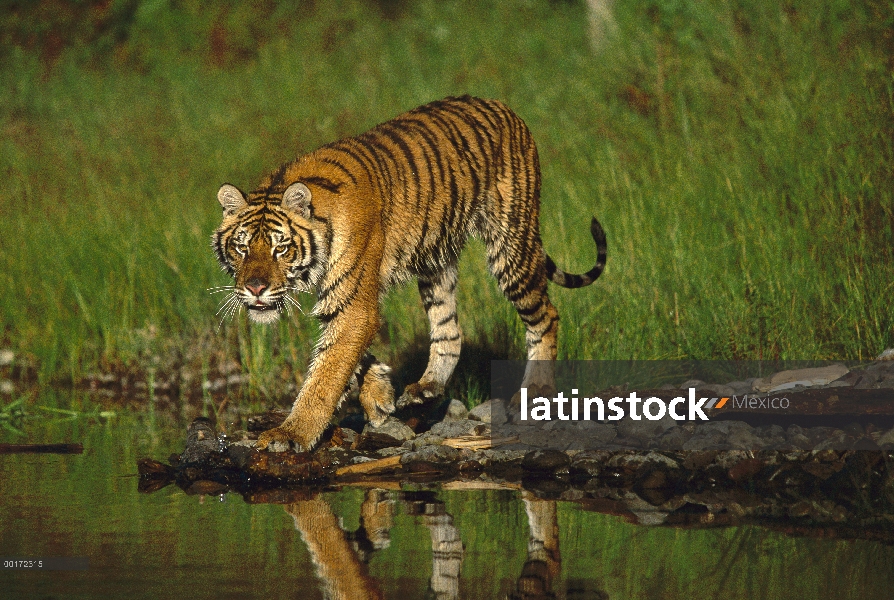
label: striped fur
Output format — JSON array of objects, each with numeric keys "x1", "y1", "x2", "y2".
[{"x1": 212, "y1": 96, "x2": 606, "y2": 450}]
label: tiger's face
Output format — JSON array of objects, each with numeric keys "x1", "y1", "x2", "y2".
[{"x1": 213, "y1": 182, "x2": 326, "y2": 324}]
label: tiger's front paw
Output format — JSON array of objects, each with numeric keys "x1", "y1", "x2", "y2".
[
  {"x1": 256, "y1": 426, "x2": 305, "y2": 452},
  {"x1": 396, "y1": 380, "x2": 444, "y2": 409}
]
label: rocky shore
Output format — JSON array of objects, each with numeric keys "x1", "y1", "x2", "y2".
[{"x1": 138, "y1": 357, "x2": 894, "y2": 541}]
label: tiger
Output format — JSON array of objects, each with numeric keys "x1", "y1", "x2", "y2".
[{"x1": 212, "y1": 95, "x2": 607, "y2": 451}]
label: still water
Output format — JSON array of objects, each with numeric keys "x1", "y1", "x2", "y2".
[{"x1": 1, "y1": 390, "x2": 892, "y2": 599}]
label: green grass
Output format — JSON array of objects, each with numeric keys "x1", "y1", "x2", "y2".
[{"x1": 0, "y1": 0, "x2": 892, "y2": 397}]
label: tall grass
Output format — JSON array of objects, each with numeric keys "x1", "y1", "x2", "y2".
[{"x1": 0, "y1": 0, "x2": 891, "y2": 395}]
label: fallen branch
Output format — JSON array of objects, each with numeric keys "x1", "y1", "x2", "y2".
[
  {"x1": 335, "y1": 454, "x2": 402, "y2": 478},
  {"x1": 441, "y1": 436, "x2": 518, "y2": 450}
]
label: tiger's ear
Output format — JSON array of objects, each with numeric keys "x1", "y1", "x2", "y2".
[
  {"x1": 282, "y1": 182, "x2": 312, "y2": 218},
  {"x1": 218, "y1": 184, "x2": 247, "y2": 215}
]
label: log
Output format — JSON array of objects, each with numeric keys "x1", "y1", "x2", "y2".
[
  {"x1": 441, "y1": 436, "x2": 518, "y2": 450},
  {"x1": 335, "y1": 455, "x2": 403, "y2": 478}
]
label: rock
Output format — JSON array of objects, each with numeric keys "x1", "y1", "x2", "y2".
[
  {"x1": 877, "y1": 348, "x2": 894, "y2": 361},
  {"x1": 376, "y1": 446, "x2": 410, "y2": 457},
  {"x1": 179, "y1": 418, "x2": 223, "y2": 465},
  {"x1": 680, "y1": 379, "x2": 706, "y2": 389},
  {"x1": 521, "y1": 449, "x2": 571, "y2": 473},
  {"x1": 878, "y1": 427, "x2": 894, "y2": 447},
  {"x1": 850, "y1": 437, "x2": 880, "y2": 451},
  {"x1": 442, "y1": 399, "x2": 469, "y2": 421},
  {"x1": 569, "y1": 449, "x2": 612, "y2": 477},
  {"x1": 468, "y1": 399, "x2": 508, "y2": 425},
  {"x1": 401, "y1": 445, "x2": 462, "y2": 472},
  {"x1": 727, "y1": 458, "x2": 765, "y2": 482},
  {"x1": 428, "y1": 419, "x2": 479, "y2": 438},
  {"x1": 725, "y1": 379, "x2": 757, "y2": 395},
  {"x1": 727, "y1": 428, "x2": 767, "y2": 450},
  {"x1": 354, "y1": 431, "x2": 406, "y2": 452},
  {"x1": 752, "y1": 365, "x2": 849, "y2": 392},
  {"x1": 853, "y1": 361, "x2": 894, "y2": 389},
  {"x1": 479, "y1": 448, "x2": 528, "y2": 466},
  {"x1": 363, "y1": 416, "x2": 416, "y2": 442},
  {"x1": 617, "y1": 414, "x2": 677, "y2": 441},
  {"x1": 608, "y1": 451, "x2": 679, "y2": 470},
  {"x1": 518, "y1": 428, "x2": 569, "y2": 449},
  {"x1": 812, "y1": 432, "x2": 851, "y2": 452},
  {"x1": 576, "y1": 422, "x2": 617, "y2": 449},
  {"x1": 654, "y1": 427, "x2": 694, "y2": 450}
]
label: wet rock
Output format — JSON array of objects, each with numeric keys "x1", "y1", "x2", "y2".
[
  {"x1": 617, "y1": 414, "x2": 677, "y2": 442},
  {"x1": 363, "y1": 416, "x2": 416, "y2": 442},
  {"x1": 401, "y1": 445, "x2": 462, "y2": 473},
  {"x1": 468, "y1": 398, "x2": 508, "y2": 425},
  {"x1": 521, "y1": 449, "x2": 571, "y2": 473},
  {"x1": 442, "y1": 399, "x2": 469, "y2": 421},
  {"x1": 569, "y1": 449, "x2": 612, "y2": 478},
  {"x1": 479, "y1": 448, "x2": 528, "y2": 466},
  {"x1": 801, "y1": 461, "x2": 844, "y2": 481},
  {"x1": 180, "y1": 418, "x2": 223, "y2": 465},
  {"x1": 354, "y1": 431, "x2": 406, "y2": 452},
  {"x1": 726, "y1": 457, "x2": 765, "y2": 482},
  {"x1": 877, "y1": 348, "x2": 894, "y2": 361},
  {"x1": 608, "y1": 451, "x2": 679, "y2": 471},
  {"x1": 428, "y1": 419, "x2": 480, "y2": 438},
  {"x1": 682, "y1": 451, "x2": 719, "y2": 470}
]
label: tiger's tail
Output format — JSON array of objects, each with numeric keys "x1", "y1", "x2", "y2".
[{"x1": 545, "y1": 217, "x2": 607, "y2": 288}]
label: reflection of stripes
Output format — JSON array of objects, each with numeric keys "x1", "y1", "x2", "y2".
[{"x1": 706, "y1": 397, "x2": 729, "y2": 409}]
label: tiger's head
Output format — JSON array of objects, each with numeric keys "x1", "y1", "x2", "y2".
[{"x1": 212, "y1": 182, "x2": 327, "y2": 324}]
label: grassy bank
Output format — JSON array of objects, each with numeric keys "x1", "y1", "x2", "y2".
[{"x1": 1, "y1": 0, "x2": 892, "y2": 401}]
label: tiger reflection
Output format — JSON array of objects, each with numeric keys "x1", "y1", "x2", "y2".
[{"x1": 285, "y1": 489, "x2": 607, "y2": 599}]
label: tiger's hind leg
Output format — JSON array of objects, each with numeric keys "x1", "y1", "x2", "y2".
[
  {"x1": 489, "y1": 244, "x2": 560, "y2": 399},
  {"x1": 487, "y1": 181, "x2": 559, "y2": 399},
  {"x1": 397, "y1": 265, "x2": 462, "y2": 407}
]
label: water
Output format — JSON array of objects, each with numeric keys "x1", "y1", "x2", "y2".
[{"x1": 1, "y1": 390, "x2": 892, "y2": 599}]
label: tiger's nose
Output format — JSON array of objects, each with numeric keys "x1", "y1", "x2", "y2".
[{"x1": 245, "y1": 279, "x2": 268, "y2": 297}]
